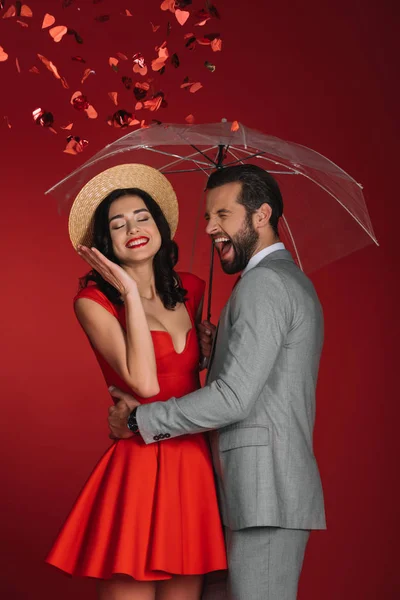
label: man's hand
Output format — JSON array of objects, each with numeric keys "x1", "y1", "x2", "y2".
[
  {"x1": 197, "y1": 320, "x2": 217, "y2": 361},
  {"x1": 108, "y1": 386, "x2": 140, "y2": 439}
]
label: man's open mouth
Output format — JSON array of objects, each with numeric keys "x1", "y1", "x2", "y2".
[{"x1": 214, "y1": 236, "x2": 233, "y2": 259}]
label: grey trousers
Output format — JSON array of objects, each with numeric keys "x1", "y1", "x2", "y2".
[
  {"x1": 227, "y1": 527, "x2": 310, "y2": 600},
  {"x1": 203, "y1": 527, "x2": 310, "y2": 600}
]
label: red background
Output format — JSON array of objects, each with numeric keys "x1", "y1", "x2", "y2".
[{"x1": 0, "y1": 0, "x2": 398, "y2": 597}]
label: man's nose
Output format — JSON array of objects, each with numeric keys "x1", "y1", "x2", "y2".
[{"x1": 205, "y1": 219, "x2": 218, "y2": 235}]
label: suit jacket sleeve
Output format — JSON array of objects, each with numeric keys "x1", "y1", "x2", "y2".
[{"x1": 137, "y1": 267, "x2": 292, "y2": 444}]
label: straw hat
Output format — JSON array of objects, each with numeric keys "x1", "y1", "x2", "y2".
[{"x1": 68, "y1": 164, "x2": 179, "y2": 249}]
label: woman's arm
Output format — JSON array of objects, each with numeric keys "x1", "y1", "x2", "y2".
[
  {"x1": 75, "y1": 293, "x2": 159, "y2": 398},
  {"x1": 75, "y1": 246, "x2": 159, "y2": 398}
]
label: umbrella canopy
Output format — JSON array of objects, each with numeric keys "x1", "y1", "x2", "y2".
[{"x1": 46, "y1": 121, "x2": 378, "y2": 274}]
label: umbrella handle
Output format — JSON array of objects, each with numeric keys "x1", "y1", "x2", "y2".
[
  {"x1": 199, "y1": 241, "x2": 214, "y2": 371},
  {"x1": 206, "y1": 240, "x2": 215, "y2": 322}
]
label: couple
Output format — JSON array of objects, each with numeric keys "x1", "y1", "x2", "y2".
[{"x1": 46, "y1": 163, "x2": 326, "y2": 600}]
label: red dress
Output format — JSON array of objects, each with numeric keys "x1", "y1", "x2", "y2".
[{"x1": 46, "y1": 272, "x2": 227, "y2": 580}]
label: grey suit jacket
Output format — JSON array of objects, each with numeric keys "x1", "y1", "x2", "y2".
[{"x1": 137, "y1": 250, "x2": 326, "y2": 531}]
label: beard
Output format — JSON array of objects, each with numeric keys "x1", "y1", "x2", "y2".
[{"x1": 220, "y1": 213, "x2": 259, "y2": 275}]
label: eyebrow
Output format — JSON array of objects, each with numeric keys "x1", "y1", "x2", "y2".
[
  {"x1": 109, "y1": 208, "x2": 150, "y2": 223},
  {"x1": 204, "y1": 208, "x2": 232, "y2": 218}
]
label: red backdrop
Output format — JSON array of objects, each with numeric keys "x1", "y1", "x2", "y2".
[{"x1": 0, "y1": 0, "x2": 398, "y2": 597}]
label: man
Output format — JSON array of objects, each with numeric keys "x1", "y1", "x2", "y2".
[{"x1": 109, "y1": 164, "x2": 326, "y2": 599}]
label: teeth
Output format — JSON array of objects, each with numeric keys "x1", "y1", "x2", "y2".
[
  {"x1": 214, "y1": 237, "x2": 230, "y2": 244},
  {"x1": 127, "y1": 238, "x2": 148, "y2": 247}
]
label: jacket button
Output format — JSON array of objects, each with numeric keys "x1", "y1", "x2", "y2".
[
  {"x1": 165, "y1": 433, "x2": 171, "y2": 438},
  {"x1": 153, "y1": 435, "x2": 159, "y2": 441}
]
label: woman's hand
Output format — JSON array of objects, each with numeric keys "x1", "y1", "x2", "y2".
[
  {"x1": 77, "y1": 245, "x2": 137, "y2": 298},
  {"x1": 197, "y1": 320, "x2": 216, "y2": 369}
]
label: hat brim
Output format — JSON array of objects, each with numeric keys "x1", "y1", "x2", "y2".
[{"x1": 68, "y1": 164, "x2": 179, "y2": 249}]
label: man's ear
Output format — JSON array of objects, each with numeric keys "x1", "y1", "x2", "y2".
[{"x1": 253, "y1": 203, "x2": 272, "y2": 229}]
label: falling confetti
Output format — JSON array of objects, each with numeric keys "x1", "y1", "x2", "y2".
[
  {"x1": 0, "y1": 46, "x2": 8, "y2": 61},
  {"x1": 42, "y1": 13, "x2": 55, "y2": 29},
  {"x1": 160, "y1": 0, "x2": 175, "y2": 12},
  {"x1": 133, "y1": 52, "x2": 147, "y2": 76},
  {"x1": 2, "y1": 6, "x2": 16, "y2": 18},
  {"x1": 64, "y1": 135, "x2": 89, "y2": 155},
  {"x1": 32, "y1": 107, "x2": 54, "y2": 128},
  {"x1": 133, "y1": 81, "x2": 150, "y2": 101},
  {"x1": 67, "y1": 28, "x2": 83, "y2": 44},
  {"x1": 81, "y1": 68, "x2": 95, "y2": 83},
  {"x1": 152, "y1": 41, "x2": 169, "y2": 72},
  {"x1": 107, "y1": 109, "x2": 139, "y2": 128},
  {"x1": 143, "y1": 96, "x2": 163, "y2": 111},
  {"x1": 37, "y1": 54, "x2": 69, "y2": 88},
  {"x1": 109, "y1": 56, "x2": 119, "y2": 72},
  {"x1": 175, "y1": 9, "x2": 190, "y2": 26},
  {"x1": 184, "y1": 32, "x2": 197, "y2": 50},
  {"x1": 181, "y1": 78, "x2": 203, "y2": 93},
  {"x1": 108, "y1": 92, "x2": 118, "y2": 105},
  {"x1": 71, "y1": 91, "x2": 98, "y2": 119},
  {"x1": 122, "y1": 75, "x2": 133, "y2": 89},
  {"x1": 1, "y1": 0, "x2": 224, "y2": 148},
  {"x1": 211, "y1": 37, "x2": 222, "y2": 51},
  {"x1": 49, "y1": 25, "x2": 68, "y2": 43},
  {"x1": 17, "y1": 3, "x2": 33, "y2": 18},
  {"x1": 171, "y1": 53, "x2": 180, "y2": 68}
]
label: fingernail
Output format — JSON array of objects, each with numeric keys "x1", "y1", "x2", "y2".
[{"x1": 108, "y1": 386, "x2": 115, "y2": 392}]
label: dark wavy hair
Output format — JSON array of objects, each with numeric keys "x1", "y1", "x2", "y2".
[{"x1": 79, "y1": 188, "x2": 187, "y2": 309}]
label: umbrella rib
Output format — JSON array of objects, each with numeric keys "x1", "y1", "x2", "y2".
[
  {"x1": 188, "y1": 163, "x2": 211, "y2": 274},
  {"x1": 155, "y1": 146, "x2": 220, "y2": 173},
  {"x1": 293, "y1": 170, "x2": 379, "y2": 245},
  {"x1": 222, "y1": 150, "x2": 267, "y2": 166},
  {"x1": 143, "y1": 146, "x2": 213, "y2": 168},
  {"x1": 281, "y1": 215, "x2": 304, "y2": 272},
  {"x1": 225, "y1": 147, "x2": 295, "y2": 175},
  {"x1": 161, "y1": 167, "x2": 215, "y2": 174},
  {"x1": 229, "y1": 147, "x2": 377, "y2": 244},
  {"x1": 190, "y1": 145, "x2": 219, "y2": 166}
]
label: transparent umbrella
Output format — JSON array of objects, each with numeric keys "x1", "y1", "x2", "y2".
[{"x1": 46, "y1": 121, "x2": 378, "y2": 316}]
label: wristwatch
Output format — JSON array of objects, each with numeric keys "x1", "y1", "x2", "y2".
[{"x1": 127, "y1": 407, "x2": 139, "y2": 434}]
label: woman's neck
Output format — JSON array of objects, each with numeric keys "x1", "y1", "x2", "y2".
[{"x1": 122, "y1": 262, "x2": 156, "y2": 300}]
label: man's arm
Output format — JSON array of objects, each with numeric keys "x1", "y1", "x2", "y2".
[{"x1": 137, "y1": 268, "x2": 292, "y2": 444}]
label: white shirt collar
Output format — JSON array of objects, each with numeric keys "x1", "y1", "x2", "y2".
[{"x1": 241, "y1": 242, "x2": 285, "y2": 277}]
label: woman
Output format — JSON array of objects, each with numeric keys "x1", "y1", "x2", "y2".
[{"x1": 46, "y1": 164, "x2": 227, "y2": 600}]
